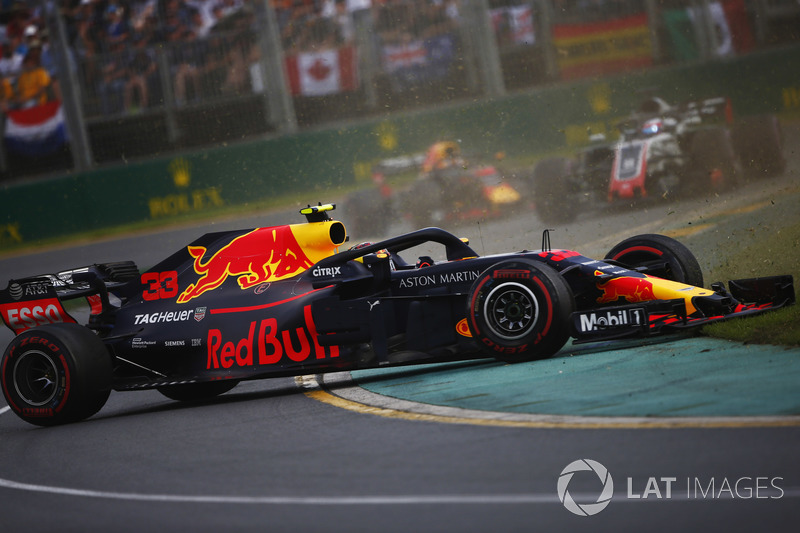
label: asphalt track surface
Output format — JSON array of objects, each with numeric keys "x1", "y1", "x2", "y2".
[{"x1": 1, "y1": 131, "x2": 799, "y2": 531}]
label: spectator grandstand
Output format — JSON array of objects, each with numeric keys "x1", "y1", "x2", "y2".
[{"x1": 0, "y1": 0, "x2": 798, "y2": 180}]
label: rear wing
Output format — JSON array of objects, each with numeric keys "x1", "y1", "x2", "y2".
[
  {"x1": 678, "y1": 96, "x2": 733, "y2": 125},
  {"x1": 0, "y1": 261, "x2": 139, "y2": 335},
  {"x1": 618, "y1": 96, "x2": 733, "y2": 137}
]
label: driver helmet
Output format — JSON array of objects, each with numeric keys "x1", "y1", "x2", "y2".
[
  {"x1": 641, "y1": 118, "x2": 663, "y2": 136},
  {"x1": 349, "y1": 242, "x2": 374, "y2": 265},
  {"x1": 422, "y1": 141, "x2": 461, "y2": 173},
  {"x1": 349, "y1": 241, "x2": 373, "y2": 251}
]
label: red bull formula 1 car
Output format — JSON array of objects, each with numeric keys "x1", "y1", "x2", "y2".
[
  {"x1": 1, "y1": 204, "x2": 794, "y2": 426},
  {"x1": 344, "y1": 141, "x2": 530, "y2": 236}
]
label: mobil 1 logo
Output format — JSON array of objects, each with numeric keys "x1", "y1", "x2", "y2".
[{"x1": 572, "y1": 307, "x2": 647, "y2": 339}]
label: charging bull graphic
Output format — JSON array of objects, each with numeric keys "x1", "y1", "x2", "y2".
[
  {"x1": 596, "y1": 273, "x2": 715, "y2": 316},
  {"x1": 596, "y1": 275, "x2": 656, "y2": 304},
  {"x1": 177, "y1": 226, "x2": 314, "y2": 303}
]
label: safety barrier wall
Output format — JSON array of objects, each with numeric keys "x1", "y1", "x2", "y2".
[{"x1": 1, "y1": 44, "x2": 799, "y2": 251}]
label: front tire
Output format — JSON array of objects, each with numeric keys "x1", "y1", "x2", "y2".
[
  {"x1": 605, "y1": 234, "x2": 703, "y2": 287},
  {"x1": 1, "y1": 323, "x2": 112, "y2": 426},
  {"x1": 467, "y1": 259, "x2": 574, "y2": 363}
]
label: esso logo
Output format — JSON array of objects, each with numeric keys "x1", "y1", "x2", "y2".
[{"x1": 3, "y1": 303, "x2": 65, "y2": 332}]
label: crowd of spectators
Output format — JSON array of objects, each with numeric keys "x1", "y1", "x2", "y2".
[
  {"x1": 277, "y1": 0, "x2": 356, "y2": 51},
  {"x1": 61, "y1": 0, "x2": 261, "y2": 113},
  {"x1": 54, "y1": 0, "x2": 472, "y2": 115},
  {"x1": 57, "y1": 0, "x2": 383, "y2": 113},
  {"x1": 0, "y1": 0, "x2": 649, "y2": 118},
  {"x1": 0, "y1": 1, "x2": 500, "y2": 118},
  {"x1": 0, "y1": 3, "x2": 59, "y2": 113},
  {"x1": 372, "y1": 0, "x2": 459, "y2": 45}
]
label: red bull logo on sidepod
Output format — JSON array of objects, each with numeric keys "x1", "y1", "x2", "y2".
[{"x1": 178, "y1": 226, "x2": 314, "y2": 303}]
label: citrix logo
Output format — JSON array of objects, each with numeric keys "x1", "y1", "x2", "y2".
[
  {"x1": 557, "y1": 459, "x2": 614, "y2": 516},
  {"x1": 311, "y1": 266, "x2": 342, "y2": 277}
]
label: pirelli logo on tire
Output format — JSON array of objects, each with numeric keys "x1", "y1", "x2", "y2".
[{"x1": 492, "y1": 269, "x2": 531, "y2": 280}]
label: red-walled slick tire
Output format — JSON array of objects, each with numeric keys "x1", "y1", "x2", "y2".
[
  {"x1": 605, "y1": 234, "x2": 704, "y2": 287},
  {"x1": 467, "y1": 259, "x2": 574, "y2": 363},
  {"x1": 1, "y1": 323, "x2": 112, "y2": 426}
]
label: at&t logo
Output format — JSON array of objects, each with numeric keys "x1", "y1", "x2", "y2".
[{"x1": 557, "y1": 459, "x2": 614, "y2": 516}]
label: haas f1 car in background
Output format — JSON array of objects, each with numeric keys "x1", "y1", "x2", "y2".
[
  {"x1": 534, "y1": 96, "x2": 786, "y2": 224},
  {"x1": 1, "y1": 204, "x2": 794, "y2": 426},
  {"x1": 344, "y1": 141, "x2": 532, "y2": 236}
]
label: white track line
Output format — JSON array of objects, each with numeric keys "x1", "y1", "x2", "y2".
[{"x1": 0, "y1": 476, "x2": 796, "y2": 505}]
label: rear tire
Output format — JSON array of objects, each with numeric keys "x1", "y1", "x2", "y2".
[
  {"x1": 1, "y1": 323, "x2": 112, "y2": 426},
  {"x1": 467, "y1": 259, "x2": 574, "y2": 363},
  {"x1": 605, "y1": 234, "x2": 703, "y2": 287}
]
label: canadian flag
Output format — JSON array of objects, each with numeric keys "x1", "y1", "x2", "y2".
[{"x1": 285, "y1": 47, "x2": 359, "y2": 97}]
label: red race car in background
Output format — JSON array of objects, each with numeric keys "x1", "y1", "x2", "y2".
[{"x1": 344, "y1": 141, "x2": 532, "y2": 236}]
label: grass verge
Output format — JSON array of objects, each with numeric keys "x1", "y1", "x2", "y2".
[{"x1": 702, "y1": 221, "x2": 800, "y2": 346}]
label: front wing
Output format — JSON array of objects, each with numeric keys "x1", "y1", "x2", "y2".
[{"x1": 570, "y1": 275, "x2": 794, "y2": 343}]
